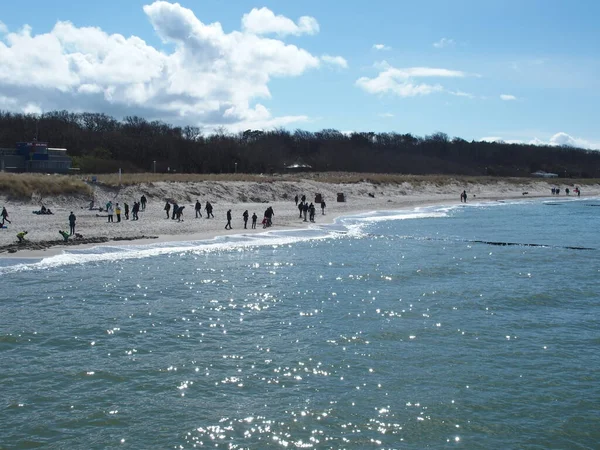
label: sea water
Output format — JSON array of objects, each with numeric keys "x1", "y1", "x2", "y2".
[{"x1": 1, "y1": 198, "x2": 599, "y2": 449}]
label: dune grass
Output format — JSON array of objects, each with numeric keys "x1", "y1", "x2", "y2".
[
  {"x1": 1, "y1": 172, "x2": 598, "y2": 199},
  {"x1": 89, "y1": 171, "x2": 598, "y2": 187},
  {"x1": 0, "y1": 173, "x2": 92, "y2": 200}
]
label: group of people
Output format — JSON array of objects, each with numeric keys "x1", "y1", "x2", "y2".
[
  {"x1": 295, "y1": 194, "x2": 325, "y2": 222},
  {"x1": 552, "y1": 187, "x2": 581, "y2": 196},
  {"x1": 105, "y1": 198, "x2": 144, "y2": 223},
  {"x1": 192, "y1": 200, "x2": 215, "y2": 219},
  {"x1": 225, "y1": 206, "x2": 273, "y2": 230}
]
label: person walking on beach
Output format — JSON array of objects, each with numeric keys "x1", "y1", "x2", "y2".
[
  {"x1": 171, "y1": 202, "x2": 178, "y2": 220},
  {"x1": 124, "y1": 202, "x2": 130, "y2": 220},
  {"x1": 68, "y1": 211, "x2": 76, "y2": 235},
  {"x1": 298, "y1": 202, "x2": 304, "y2": 218},
  {"x1": 301, "y1": 194, "x2": 306, "y2": 203},
  {"x1": 195, "y1": 200, "x2": 202, "y2": 218},
  {"x1": 140, "y1": 195, "x2": 147, "y2": 211},
  {"x1": 205, "y1": 202, "x2": 214, "y2": 218},
  {"x1": 302, "y1": 202, "x2": 309, "y2": 222},
  {"x1": 115, "y1": 203, "x2": 122, "y2": 223},
  {"x1": 2, "y1": 206, "x2": 11, "y2": 224},
  {"x1": 294, "y1": 195, "x2": 299, "y2": 206},
  {"x1": 225, "y1": 209, "x2": 232, "y2": 229},
  {"x1": 243, "y1": 210, "x2": 249, "y2": 229},
  {"x1": 321, "y1": 200, "x2": 326, "y2": 215},
  {"x1": 107, "y1": 202, "x2": 114, "y2": 223},
  {"x1": 164, "y1": 201, "x2": 170, "y2": 219},
  {"x1": 176, "y1": 205, "x2": 185, "y2": 221},
  {"x1": 309, "y1": 203, "x2": 315, "y2": 222},
  {"x1": 252, "y1": 212, "x2": 257, "y2": 229},
  {"x1": 132, "y1": 202, "x2": 140, "y2": 221}
]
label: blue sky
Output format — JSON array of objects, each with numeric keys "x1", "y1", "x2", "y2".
[{"x1": 0, "y1": 0, "x2": 598, "y2": 148}]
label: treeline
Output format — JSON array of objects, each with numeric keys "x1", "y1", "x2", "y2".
[{"x1": 0, "y1": 110, "x2": 599, "y2": 177}]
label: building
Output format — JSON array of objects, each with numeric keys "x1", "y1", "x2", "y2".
[{"x1": 0, "y1": 141, "x2": 72, "y2": 173}]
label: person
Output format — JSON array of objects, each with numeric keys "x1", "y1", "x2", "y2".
[
  {"x1": 298, "y1": 202, "x2": 304, "y2": 218},
  {"x1": 303, "y1": 202, "x2": 309, "y2": 221},
  {"x1": 294, "y1": 194, "x2": 299, "y2": 206},
  {"x1": 107, "y1": 202, "x2": 114, "y2": 223},
  {"x1": 115, "y1": 203, "x2": 122, "y2": 222},
  {"x1": 68, "y1": 211, "x2": 76, "y2": 235},
  {"x1": 195, "y1": 200, "x2": 202, "y2": 218},
  {"x1": 132, "y1": 202, "x2": 140, "y2": 221},
  {"x1": 309, "y1": 203, "x2": 315, "y2": 222},
  {"x1": 124, "y1": 202, "x2": 130, "y2": 220},
  {"x1": 251, "y1": 212, "x2": 257, "y2": 229},
  {"x1": 205, "y1": 201, "x2": 214, "y2": 218},
  {"x1": 462, "y1": 190, "x2": 468, "y2": 202},
  {"x1": 1, "y1": 206, "x2": 11, "y2": 224},
  {"x1": 59, "y1": 230, "x2": 70, "y2": 242},
  {"x1": 164, "y1": 201, "x2": 171, "y2": 219},
  {"x1": 140, "y1": 195, "x2": 147, "y2": 211},
  {"x1": 171, "y1": 202, "x2": 178, "y2": 220},
  {"x1": 225, "y1": 209, "x2": 232, "y2": 229},
  {"x1": 243, "y1": 210, "x2": 249, "y2": 229},
  {"x1": 176, "y1": 205, "x2": 185, "y2": 221},
  {"x1": 301, "y1": 194, "x2": 306, "y2": 203},
  {"x1": 16, "y1": 231, "x2": 27, "y2": 242},
  {"x1": 566, "y1": 187, "x2": 570, "y2": 195},
  {"x1": 321, "y1": 200, "x2": 326, "y2": 215}
]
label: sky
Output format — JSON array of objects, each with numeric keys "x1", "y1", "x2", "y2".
[{"x1": 0, "y1": 0, "x2": 599, "y2": 148}]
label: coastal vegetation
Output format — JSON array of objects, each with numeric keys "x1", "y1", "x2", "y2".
[{"x1": 1, "y1": 110, "x2": 599, "y2": 177}]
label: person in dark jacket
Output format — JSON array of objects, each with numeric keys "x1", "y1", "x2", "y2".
[
  {"x1": 225, "y1": 209, "x2": 232, "y2": 229},
  {"x1": 68, "y1": 211, "x2": 76, "y2": 235}
]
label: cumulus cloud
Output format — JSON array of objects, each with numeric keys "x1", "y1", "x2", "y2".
[
  {"x1": 0, "y1": 21, "x2": 8, "y2": 34},
  {"x1": 500, "y1": 94, "x2": 517, "y2": 101},
  {"x1": 321, "y1": 54, "x2": 348, "y2": 69},
  {"x1": 241, "y1": 7, "x2": 319, "y2": 36},
  {"x1": 356, "y1": 64, "x2": 470, "y2": 97},
  {"x1": 433, "y1": 37, "x2": 455, "y2": 48},
  {"x1": 0, "y1": 2, "x2": 331, "y2": 130},
  {"x1": 372, "y1": 43, "x2": 391, "y2": 51},
  {"x1": 480, "y1": 132, "x2": 599, "y2": 150}
]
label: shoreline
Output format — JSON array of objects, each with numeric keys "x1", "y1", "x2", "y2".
[{"x1": 1, "y1": 178, "x2": 597, "y2": 260}]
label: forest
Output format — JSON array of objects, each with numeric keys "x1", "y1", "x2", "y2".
[{"x1": 0, "y1": 110, "x2": 598, "y2": 177}]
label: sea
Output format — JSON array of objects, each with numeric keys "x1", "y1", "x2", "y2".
[{"x1": 1, "y1": 197, "x2": 599, "y2": 449}]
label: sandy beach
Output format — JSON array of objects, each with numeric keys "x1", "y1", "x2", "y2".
[{"x1": 1, "y1": 177, "x2": 597, "y2": 257}]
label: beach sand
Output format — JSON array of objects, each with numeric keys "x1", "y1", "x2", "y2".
[{"x1": 0, "y1": 177, "x2": 596, "y2": 257}]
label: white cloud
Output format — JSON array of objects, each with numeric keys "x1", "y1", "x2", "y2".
[
  {"x1": 480, "y1": 132, "x2": 600, "y2": 150},
  {"x1": 0, "y1": 2, "x2": 334, "y2": 131},
  {"x1": 0, "y1": 21, "x2": 8, "y2": 34},
  {"x1": 373, "y1": 43, "x2": 391, "y2": 51},
  {"x1": 378, "y1": 113, "x2": 394, "y2": 118},
  {"x1": 22, "y1": 103, "x2": 42, "y2": 115},
  {"x1": 356, "y1": 64, "x2": 470, "y2": 97},
  {"x1": 241, "y1": 7, "x2": 319, "y2": 36},
  {"x1": 321, "y1": 54, "x2": 348, "y2": 69},
  {"x1": 449, "y1": 90, "x2": 475, "y2": 99},
  {"x1": 433, "y1": 37, "x2": 455, "y2": 49},
  {"x1": 500, "y1": 94, "x2": 517, "y2": 101}
]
